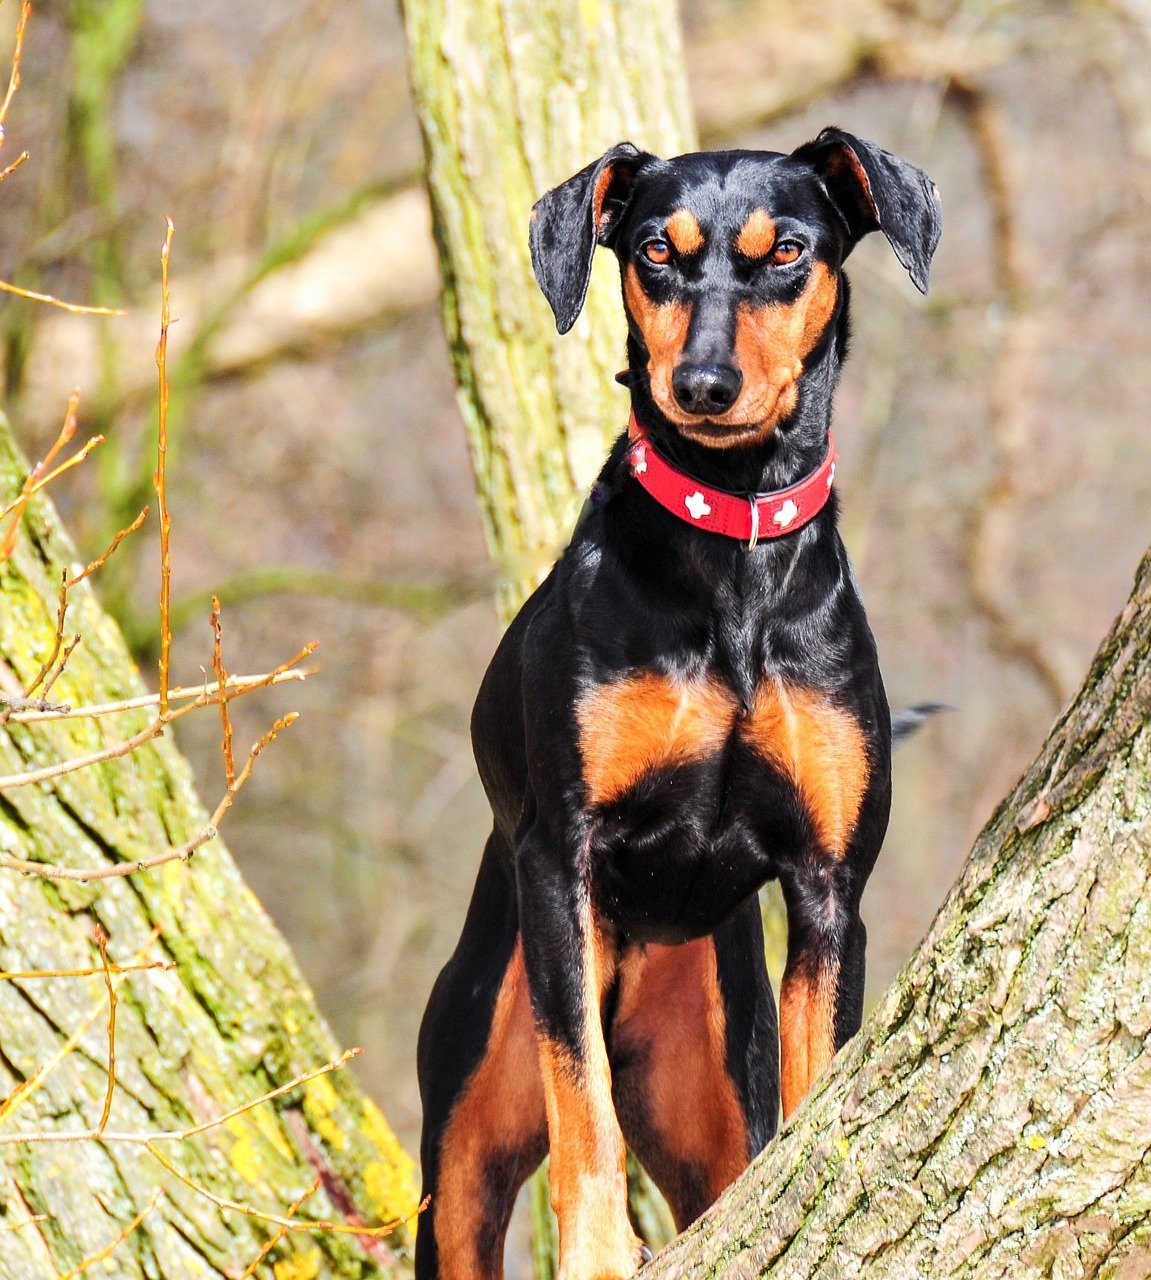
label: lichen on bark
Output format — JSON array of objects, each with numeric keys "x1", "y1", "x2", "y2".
[{"x1": 0, "y1": 414, "x2": 418, "y2": 1279}]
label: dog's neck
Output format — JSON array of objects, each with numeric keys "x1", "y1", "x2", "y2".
[{"x1": 625, "y1": 336, "x2": 840, "y2": 497}]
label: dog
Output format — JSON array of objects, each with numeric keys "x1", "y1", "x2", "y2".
[{"x1": 416, "y1": 127, "x2": 942, "y2": 1280}]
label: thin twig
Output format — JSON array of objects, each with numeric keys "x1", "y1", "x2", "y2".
[
  {"x1": 0, "y1": 389, "x2": 80, "y2": 556},
  {"x1": 3, "y1": 667, "x2": 307, "y2": 723},
  {"x1": 0, "y1": 960, "x2": 172, "y2": 982},
  {"x1": 155, "y1": 217, "x2": 174, "y2": 716},
  {"x1": 238, "y1": 1178, "x2": 321, "y2": 1278},
  {"x1": 0, "y1": 1213, "x2": 47, "y2": 1233},
  {"x1": 0, "y1": 0, "x2": 30, "y2": 135},
  {"x1": 71, "y1": 507, "x2": 149, "y2": 585},
  {"x1": 93, "y1": 929, "x2": 116, "y2": 1136},
  {"x1": 210, "y1": 597, "x2": 235, "y2": 788},
  {"x1": 146, "y1": 1144, "x2": 420, "y2": 1239},
  {"x1": 0, "y1": 642, "x2": 313, "y2": 791},
  {"x1": 0, "y1": 281, "x2": 124, "y2": 317},
  {"x1": 0, "y1": 693, "x2": 68, "y2": 715},
  {"x1": 0, "y1": 711, "x2": 298, "y2": 880},
  {"x1": 0, "y1": 1047, "x2": 362, "y2": 1146},
  {"x1": 53, "y1": 1190, "x2": 161, "y2": 1280},
  {"x1": 0, "y1": 929, "x2": 163, "y2": 1128},
  {"x1": 40, "y1": 634, "x2": 81, "y2": 700},
  {"x1": 22, "y1": 572, "x2": 69, "y2": 700},
  {"x1": 0, "y1": 148, "x2": 28, "y2": 183}
]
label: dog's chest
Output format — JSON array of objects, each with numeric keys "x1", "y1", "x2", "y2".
[{"x1": 576, "y1": 670, "x2": 868, "y2": 859}]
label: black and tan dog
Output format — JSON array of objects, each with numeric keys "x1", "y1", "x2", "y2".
[{"x1": 416, "y1": 127, "x2": 941, "y2": 1280}]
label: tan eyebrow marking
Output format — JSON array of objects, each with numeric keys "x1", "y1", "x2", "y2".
[
  {"x1": 665, "y1": 208, "x2": 705, "y2": 255},
  {"x1": 735, "y1": 208, "x2": 776, "y2": 259}
]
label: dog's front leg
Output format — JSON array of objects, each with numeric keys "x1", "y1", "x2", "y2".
[{"x1": 517, "y1": 829, "x2": 643, "y2": 1280}]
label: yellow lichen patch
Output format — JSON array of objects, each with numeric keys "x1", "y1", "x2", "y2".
[
  {"x1": 316, "y1": 1116, "x2": 346, "y2": 1150},
  {"x1": 1026, "y1": 1134, "x2": 1048, "y2": 1150},
  {"x1": 303, "y1": 1074, "x2": 339, "y2": 1119},
  {"x1": 361, "y1": 1098, "x2": 420, "y2": 1206},
  {"x1": 835, "y1": 1137, "x2": 850, "y2": 1159},
  {"x1": 303, "y1": 1075, "x2": 349, "y2": 1151},
  {"x1": 162, "y1": 858, "x2": 185, "y2": 909},
  {"x1": 273, "y1": 1246, "x2": 322, "y2": 1280},
  {"x1": 364, "y1": 1158, "x2": 417, "y2": 1218},
  {"x1": 224, "y1": 1115, "x2": 264, "y2": 1185},
  {"x1": 252, "y1": 1102, "x2": 293, "y2": 1161}
]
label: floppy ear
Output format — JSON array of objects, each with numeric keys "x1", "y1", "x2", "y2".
[
  {"x1": 792, "y1": 126, "x2": 942, "y2": 293},
  {"x1": 529, "y1": 141, "x2": 650, "y2": 333}
]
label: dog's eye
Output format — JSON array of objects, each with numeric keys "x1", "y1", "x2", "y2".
[
  {"x1": 770, "y1": 240, "x2": 804, "y2": 266},
  {"x1": 643, "y1": 240, "x2": 671, "y2": 265}
]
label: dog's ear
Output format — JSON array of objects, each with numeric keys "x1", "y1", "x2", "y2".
[
  {"x1": 530, "y1": 142, "x2": 650, "y2": 333},
  {"x1": 792, "y1": 127, "x2": 941, "y2": 293}
]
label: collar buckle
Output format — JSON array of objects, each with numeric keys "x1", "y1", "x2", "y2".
[{"x1": 746, "y1": 497, "x2": 761, "y2": 552}]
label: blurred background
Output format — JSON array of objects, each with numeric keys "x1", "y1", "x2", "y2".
[{"x1": 1, "y1": 0, "x2": 1149, "y2": 1235}]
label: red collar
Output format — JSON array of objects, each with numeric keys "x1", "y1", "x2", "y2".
[{"x1": 626, "y1": 411, "x2": 837, "y2": 548}]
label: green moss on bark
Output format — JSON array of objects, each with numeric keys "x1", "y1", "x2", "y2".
[{"x1": 0, "y1": 415, "x2": 418, "y2": 1278}]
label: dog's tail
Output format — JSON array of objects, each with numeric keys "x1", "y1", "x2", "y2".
[{"x1": 891, "y1": 702, "x2": 952, "y2": 744}]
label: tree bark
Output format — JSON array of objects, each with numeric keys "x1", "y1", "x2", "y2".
[
  {"x1": 0, "y1": 415, "x2": 418, "y2": 1277},
  {"x1": 400, "y1": 0, "x2": 694, "y2": 611},
  {"x1": 642, "y1": 545, "x2": 1151, "y2": 1278}
]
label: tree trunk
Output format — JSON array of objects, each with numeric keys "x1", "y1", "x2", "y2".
[
  {"x1": 0, "y1": 415, "x2": 417, "y2": 1277},
  {"x1": 400, "y1": 0, "x2": 694, "y2": 612},
  {"x1": 642, "y1": 545, "x2": 1151, "y2": 1278}
]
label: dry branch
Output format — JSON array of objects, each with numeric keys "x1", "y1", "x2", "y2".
[
  {"x1": 0, "y1": 0, "x2": 29, "y2": 134},
  {"x1": 93, "y1": 929, "x2": 116, "y2": 1137},
  {"x1": 2, "y1": 667, "x2": 306, "y2": 723},
  {"x1": 0, "y1": 640, "x2": 313, "y2": 791},
  {"x1": 0, "y1": 698, "x2": 303, "y2": 877},
  {"x1": 146, "y1": 1144, "x2": 423, "y2": 1241},
  {"x1": 155, "y1": 216, "x2": 174, "y2": 715},
  {"x1": 52, "y1": 1191, "x2": 162, "y2": 1280},
  {"x1": 0, "y1": 1047, "x2": 361, "y2": 1147}
]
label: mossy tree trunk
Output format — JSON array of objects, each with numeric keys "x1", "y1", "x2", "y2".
[
  {"x1": 400, "y1": 0, "x2": 694, "y2": 611},
  {"x1": 643, "y1": 545, "x2": 1151, "y2": 1278},
  {"x1": 0, "y1": 416, "x2": 418, "y2": 1277}
]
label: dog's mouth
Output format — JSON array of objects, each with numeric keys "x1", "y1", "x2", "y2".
[
  {"x1": 649, "y1": 375, "x2": 799, "y2": 450},
  {"x1": 675, "y1": 417, "x2": 773, "y2": 448}
]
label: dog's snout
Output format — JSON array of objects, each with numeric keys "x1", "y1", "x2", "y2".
[{"x1": 671, "y1": 362, "x2": 743, "y2": 416}]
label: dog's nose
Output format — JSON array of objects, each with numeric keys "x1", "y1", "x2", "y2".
[{"x1": 671, "y1": 362, "x2": 743, "y2": 416}]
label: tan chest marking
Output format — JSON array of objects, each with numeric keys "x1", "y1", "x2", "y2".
[
  {"x1": 742, "y1": 680, "x2": 869, "y2": 858},
  {"x1": 577, "y1": 673, "x2": 738, "y2": 807}
]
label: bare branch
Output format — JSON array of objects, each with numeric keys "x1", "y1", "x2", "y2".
[
  {"x1": 210, "y1": 596, "x2": 235, "y2": 788},
  {"x1": 155, "y1": 217, "x2": 174, "y2": 716},
  {"x1": 0, "y1": 1047, "x2": 362, "y2": 1146},
  {"x1": 53, "y1": 1190, "x2": 161, "y2": 1280},
  {"x1": 238, "y1": 1178, "x2": 321, "y2": 1277},
  {"x1": 3, "y1": 667, "x2": 307, "y2": 724},
  {"x1": 93, "y1": 929, "x2": 116, "y2": 1137},
  {"x1": 0, "y1": 642, "x2": 314, "y2": 791},
  {"x1": 146, "y1": 1144, "x2": 421, "y2": 1240},
  {"x1": 70, "y1": 507, "x2": 149, "y2": 585},
  {"x1": 0, "y1": 708, "x2": 300, "y2": 879},
  {"x1": 0, "y1": 0, "x2": 30, "y2": 135},
  {"x1": 0, "y1": 280, "x2": 125, "y2": 316}
]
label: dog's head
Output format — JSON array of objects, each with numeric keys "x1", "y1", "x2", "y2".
[{"x1": 530, "y1": 129, "x2": 941, "y2": 449}]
